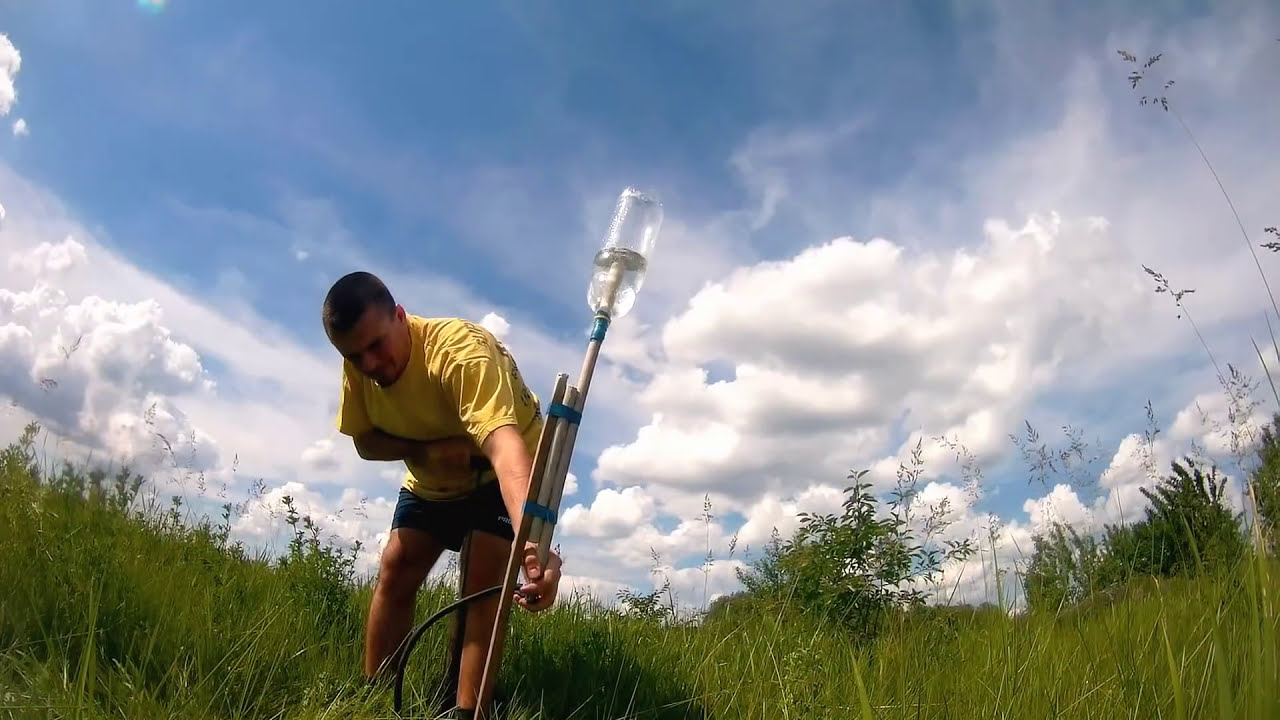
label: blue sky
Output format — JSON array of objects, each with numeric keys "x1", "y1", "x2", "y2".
[{"x1": 1, "y1": 0, "x2": 1277, "y2": 608}]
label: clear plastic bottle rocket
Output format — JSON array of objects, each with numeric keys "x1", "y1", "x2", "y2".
[
  {"x1": 471, "y1": 185, "x2": 666, "y2": 720},
  {"x1": 587, "y1": 187, "x2": 663, "y2": 319}
]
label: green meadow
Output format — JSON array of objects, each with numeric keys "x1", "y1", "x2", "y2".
[{"x1": 1, "y1": 411, "x2": 1277, "y2": 719}]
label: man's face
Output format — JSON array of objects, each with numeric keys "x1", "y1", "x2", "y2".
[{"x1": 328, "y1": 304, "x2": 410, "y2": 386}]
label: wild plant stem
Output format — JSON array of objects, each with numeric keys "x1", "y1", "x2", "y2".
[
  {"x1": 1179, "y1": 301, "x2": 1226, "y2": 389},
  {"x1": 1170, "y1": 106, "x2": 1280, "y2": 326},
  {"x1": 1253, "y1": 336, "x2": 1280, "y2": 411}
]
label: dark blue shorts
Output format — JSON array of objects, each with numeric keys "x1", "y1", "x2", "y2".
[{"x1": 390, "y1": 479, "x2": 514, "y2": 552}]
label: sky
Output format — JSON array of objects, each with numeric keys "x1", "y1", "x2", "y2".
[{"x1": 1, "y1": 0, "x2": 1278, "y2": 613}]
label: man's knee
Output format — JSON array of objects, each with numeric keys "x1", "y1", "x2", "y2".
[
  {"x1": 461, "y1": 531, "x2": 512, "y2": 593},
  {"x1": 377, "y1": 529, "x2": 441, "y2": 600}
]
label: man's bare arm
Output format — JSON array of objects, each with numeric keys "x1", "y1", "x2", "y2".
[
  {"x1": 352, "y1": 429, "x2": 430, "y2": 463},
  {"x1": 482, "y1": 423, "x2": 562, "y2": 607},
  {"x1": 480, "y1": 424, "x2": 534, "y2": 537}
]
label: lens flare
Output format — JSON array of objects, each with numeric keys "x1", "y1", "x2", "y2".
[{"x1": 137, "y1": 0, "x2": 166, "y2": 14}]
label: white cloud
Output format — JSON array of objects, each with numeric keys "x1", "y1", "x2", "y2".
[
  {"x1": 11, "y1": 118, "x2": 26, "y2": 137},
  {"x1": 1023, "y1": 484, "x2": 1092, "y2": 533},
  {"x1": 560, "y1": 485, "x2": 656, "y2": 539},
  {"x1": 0, "y1": 33, "x2": 20, "y2": 117},
  {"x1": 735, "y1": 484, "x2": 845, "y2": 550},
  {"x1": 300, "y1": 436, "x2": 340, "y2": 472},
  {"x1": 559, "y1": 574, "x2": 628, "y2": 605},
  {"x1": 596, "y1": 212, "x2": 1171, "y2": 502},
  {"x1": 0, "y1": 171, "x2": 336, "y2": 401},
  {"x1": 0, "y1": 239, "x2": 223, "y2": 476},
  {"x1": 0, "y1": 170, "x2": 404, "y2": 567},
  {"x1": 479, "y1": 311, "x2": 510, "y2": 340},
  {"x1": 646, "y1": 559, "x2": 751, "y2": 616},
  {"x1": 8, "y1": 236, "x2": 87, "y2": 274}
]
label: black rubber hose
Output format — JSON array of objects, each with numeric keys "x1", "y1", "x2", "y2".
[{"x1": 392, "y1": 583, "x2": 505, "y2": 715}]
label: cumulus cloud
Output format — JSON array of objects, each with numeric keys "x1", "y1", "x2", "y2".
[
  {"x1": 479, "y1": 311, "x2": 510, "y2": 339},
  {"x1": 561, "y1": 486, "x2": 657, "y2": 539},
  {"x1": 596, "y1": 212, "x2": 1164, "y2": 500},
  {"x1": 0, "y1": 238, "x2": 225, "y2": 475},
  {"x1": 735, "y1": 484, "x2": 846, "y2": 550},
  {"x1": 8, "y1": 237, "x2": 87, "y2": 274},
  {"x1": 0, "y1": 33, "x2": 20, "y2": 117},
  {"x1": 560, "y1": 573, "x2": 629, "y2": 605},
  {"x1": 300, "y1": 436, "x2": 340, "y2": 472},
  {"x1": 11, "y1": 118, "x2": 26, "y2": 137},
  {"x1": 0, "y1": 165, "x2": 380, "y2": 484}
]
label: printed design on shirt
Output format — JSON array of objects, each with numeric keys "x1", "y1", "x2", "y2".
[{"x1": 460, "y1": 322, "x2": 539, "y2": 417}]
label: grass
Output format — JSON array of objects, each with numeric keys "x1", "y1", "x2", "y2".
[{"x1": 0, "y1": 422, "x2": 1276, "y2": 719}]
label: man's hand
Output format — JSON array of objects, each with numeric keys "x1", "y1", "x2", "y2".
[
  {"x1": 516, "y1": 541, "x2": 561, "y2": 612},
  {"x1": 353, "y1": 430, "x2": 478, "y2": 472},
  {"x1": 418, "y1": 435, "x2": 475, "y2": 473},
  {"x1": 352, "y1": 429, "x2": 429, "y2": 463}
]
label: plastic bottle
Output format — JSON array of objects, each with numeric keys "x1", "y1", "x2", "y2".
[{"x1": 587, "y1": 187, "x2": 663, "y2": 319}]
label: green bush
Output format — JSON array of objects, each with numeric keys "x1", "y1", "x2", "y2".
[
  {"x1": 735, "y1": 446, "x2": 977, "y2": 643},
  {"x1": 1024, "y1": 455, "x2": 1250, "y2": 615}
]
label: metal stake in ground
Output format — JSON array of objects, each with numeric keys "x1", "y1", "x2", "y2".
[
  {"x1": 444, "y1": 532, "x2": 471, "y2": 711},
  {"x1": 474, "y1": 187, "x2": 664, "y2": 719}
]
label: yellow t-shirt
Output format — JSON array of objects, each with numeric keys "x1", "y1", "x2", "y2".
[{"x1": 334, "y1": 315, "x2": 543, "y2": 501}]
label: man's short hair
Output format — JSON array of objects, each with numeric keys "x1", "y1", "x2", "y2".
[{"x1": 322, "y1": 271, "x2": 396, "y2": 335}]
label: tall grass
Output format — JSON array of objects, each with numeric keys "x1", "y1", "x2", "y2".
[
  {"x1": 1118, "y1": 47, "x2": 1280, "y2": 553},
  {"x1": 1, "y1": 421, "x2": 1276, "y2": 719}
]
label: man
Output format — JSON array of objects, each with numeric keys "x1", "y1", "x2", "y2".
[{"x1": 321, "y1": 270, "x2": 562, "y2": 718}]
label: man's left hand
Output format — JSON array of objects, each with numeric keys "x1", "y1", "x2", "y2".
[
  {"x1": 422, "y1": 435, "x2": 475, "y2": 472},
  {"x1": 516, "y1": 541, "x2": 562, "y2": 612}
]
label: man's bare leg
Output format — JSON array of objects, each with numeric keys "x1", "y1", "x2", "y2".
[
  {"x1": 365, "y1": 527, "x2": 443, "y2": 681},
  {"x1": 453, "y1": 530, "x2": 510, "y2": 712}
]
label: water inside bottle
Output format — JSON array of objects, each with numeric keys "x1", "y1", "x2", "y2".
[
  {"x1": 586, "y1": 187, "x2": 662, "y2": 319},
  {"x1": 587, "y1": 246, "x2": 649, "y2": 318}
]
